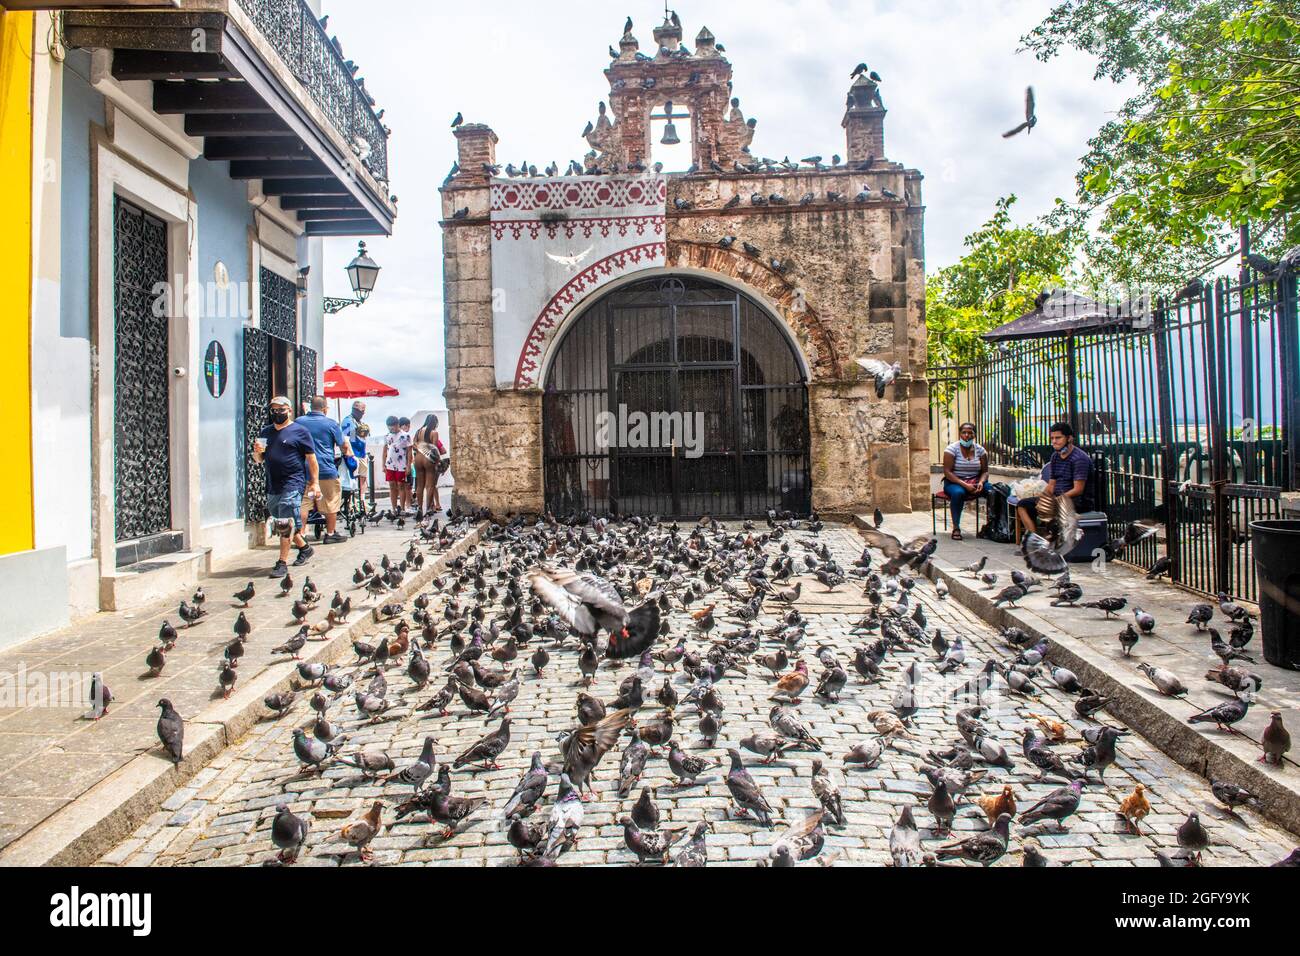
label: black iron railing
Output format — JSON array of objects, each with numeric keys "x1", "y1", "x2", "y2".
[
  {"x1": 929, "y1": 268, "x2": 1298, "y2": 603},
  {"x1": 234, "y1": 0, "x2": 388, "y2": 183}
]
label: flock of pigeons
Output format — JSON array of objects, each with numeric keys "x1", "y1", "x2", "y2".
[{"x1": 129, "y1": 501, "x2": 1300, "y2": 867}]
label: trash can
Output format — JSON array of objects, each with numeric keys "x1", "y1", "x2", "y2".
[{"x1": 1251, "y1": 520, "x2": 1300, "y2": 671}]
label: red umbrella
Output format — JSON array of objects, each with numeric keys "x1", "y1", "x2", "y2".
[
  {"x1": 323, "y1": 364, "x2": 400, "y2": 399},
  {"x1": 323, "y1": 364, "x2": 400, "y2": 420}
]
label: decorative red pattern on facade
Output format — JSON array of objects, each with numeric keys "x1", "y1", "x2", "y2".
[
  {"x1": 490, "y1": 216, "x2": 665, "y2": 242},
  {"x1": 514, "y1": 242, "x2": 666, "y2": 388},
  {"x1": 491, "y1": 178, "x2": 667, "y2": 214}
]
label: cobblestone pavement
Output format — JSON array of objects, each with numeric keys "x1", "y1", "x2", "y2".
[
  {"x1": 97, "y1": 523, "x2": 1299, "y2": 867},
  {"x1": 0, "y1": 514, "x2": 452, "y2": 853}
]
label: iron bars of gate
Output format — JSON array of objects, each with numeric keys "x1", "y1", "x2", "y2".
[{"x1": 928, "y1": 269, "x2": 1298, "y2": 604}]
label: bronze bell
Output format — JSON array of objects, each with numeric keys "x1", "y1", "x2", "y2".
[{"x1": 660, "y1": 100, "x2": 682, "y2": 145}]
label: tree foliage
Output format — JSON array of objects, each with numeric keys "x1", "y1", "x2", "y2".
[
  {"x1": 1025, "y1": 0, "x2": 1300, "y2": 287},
  {"x1": 926, "y1": 197, "x2": 1078, "y2": 402}
]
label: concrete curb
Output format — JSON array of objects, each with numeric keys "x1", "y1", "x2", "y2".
[
  {"x1": 0, "y1": 523, "x2": 487, "y2": 868},
  {"x1": 849, "y1": 515, "x2": 1300, "y2": 835}
]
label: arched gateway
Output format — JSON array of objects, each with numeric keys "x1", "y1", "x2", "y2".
[{"x1": 542, "y1": 276, "x2": 810, "y2": 517}]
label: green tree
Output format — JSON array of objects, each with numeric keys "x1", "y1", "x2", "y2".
[
  {"x1": 927, "y1": 196, "x2": 1078, "y2": 394},
  {"x1": 1025, "y1": 0, "x2": 1299, "y2": 287}
]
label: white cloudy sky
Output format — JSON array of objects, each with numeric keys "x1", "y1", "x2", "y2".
[{"x1": 319, "y1": 0, "x2": 1138, "y2": 426}]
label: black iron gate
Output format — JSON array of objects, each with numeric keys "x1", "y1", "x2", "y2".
[
  {"x1": 929, "y1": 261, "x2": 1297, "y2": 603},
  {"x1": 113, "y1": 196, "x2": 172, "y2": 543},
  {"x1": 543, "y1": 276, "x2": 810, "y2": 517},
  {"x1": 298, "y1": 345, "x2": 318, "y2": 406},
  {"x1": 243, "y1": 327, "x2": 271, "y2": 522}
]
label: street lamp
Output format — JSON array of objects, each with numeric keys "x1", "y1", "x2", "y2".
[{"x1": 324, "y1": 241, "x2": 381, "y2": 314}]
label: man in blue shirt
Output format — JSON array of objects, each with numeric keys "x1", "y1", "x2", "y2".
[
  {"x1": 1017, "y1": 421, "x2": 1092, "y2": 538},
  {"x1": 297, "y1": 395, "x2": 354, "y2": 544},
  {"x1": 253, "y1": 395, "x2": 320, "y2": 576}
]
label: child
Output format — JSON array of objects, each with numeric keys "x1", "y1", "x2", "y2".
[
  {"x1": 398, "y1": 417, "x2": 413, "y2": 513},
  {"x1": 383, "y1": 416, "x2": 412, "y2": 515}
]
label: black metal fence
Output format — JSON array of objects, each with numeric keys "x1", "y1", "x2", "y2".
[{"x1": 929, "y1": 267, "x2": 1298, "y2": 603}]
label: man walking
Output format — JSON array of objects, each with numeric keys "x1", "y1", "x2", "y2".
[
  {"x1": 1017, "y1": 421, "x2": 1092, "y2": 537},
  {"x1": 253, "y1": 396, "x2": 320, "y2": 576},
  {"x1": 298, "y1": 395, "x2": 353, "y2": 544}
]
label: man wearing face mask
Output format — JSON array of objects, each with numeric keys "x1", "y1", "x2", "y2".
[{"x1": 252, "y1": 396, "x2": 320, "y2": 577}]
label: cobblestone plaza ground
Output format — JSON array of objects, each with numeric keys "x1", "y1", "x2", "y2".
[{"x1": 94, "y1": 523, "x2": 1298, "y2": 867}]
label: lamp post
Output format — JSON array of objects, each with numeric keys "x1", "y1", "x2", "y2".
[{"x1": 323, "y1": 241, "x2": 381, "y2": 314}]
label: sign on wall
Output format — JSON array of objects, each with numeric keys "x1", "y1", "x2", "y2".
[
  {"x1": 489, "y1": 175, "x2": 667, "y2": 389},
  {"x1": 204, "y1": 340, "x2": 228, "y2": 399}
]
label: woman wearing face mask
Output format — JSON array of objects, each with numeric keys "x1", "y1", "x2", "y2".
[{"x1": 942, "y1": 422, "x2": 988, "y2": 541}]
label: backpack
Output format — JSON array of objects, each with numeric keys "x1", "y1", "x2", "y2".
[{"x1": 979, "y1": 482, "x2": 1015, "y2": 544}]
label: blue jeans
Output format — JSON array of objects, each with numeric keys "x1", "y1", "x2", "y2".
[
  {"x1": 267, "y1": 490, "x2": 304, "y2": 531},
  {"x1": 944, "y1": 480, "x2": 984, "y2": 528}
]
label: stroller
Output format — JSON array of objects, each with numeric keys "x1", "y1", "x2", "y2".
[{"x1": 307, "y1": 457, "x2": 367, "y2": 540}]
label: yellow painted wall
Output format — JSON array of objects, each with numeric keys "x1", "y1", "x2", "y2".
[{"x1": 0, "y1": 10, "x2": 35, "y2": 556}]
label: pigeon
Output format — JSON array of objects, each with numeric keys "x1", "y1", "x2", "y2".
[
  {"x1": 855, "y1": 359, "x2": 902, "y2": 399},
  {"x1": 620, "y1": 816, "x2": 687, "y2": 865},
  {"x1": 843, "y1": 739, "x2": 884, "y2": 769},
  {"x1": 769, "y1": 809, "x2": 826, "y2": 864},
  {"x1": 1138, "y1": 662, "x2": 1188, "y2": 698},
  {"x1": 503, "y1": 751, "x2": 549, "y2": 818},
  {"x1": 156, "y1": 699, "x2": 183, "y2": 764},
  {"x1": 674, "y1": 820, "x2": 713, "y2": 867},
  {"x1": 889, "y1": 805, "x2": 924, "y2": 867},
  {"x1": 1187, "y1": 697, "x2": 1251, "y2": 732},
  {"x1": 1190, "y1": 600, "x2": 1216, "y2": 632},
  {"x1": 1177, "y1": 811, "x2": 1210, "y2": 860},
  {"x1": 667, "y1": 739, "x2": 715, "y2": 787},
  {"x1": 339, "y1": 751, "x2": 395, "y2": 780},
  {"x1": 1262, "y1": 711, "x2": 1291, "y2": 765},
  {"x1": 269, "y1": 802, "x2": 309, "y2": 864},
  {"x1": 389, "y1": 736, "x2": 437, "y2": 790},
  {"x1": 810, "y1": 759, "x2": 844, "y2": 826},
  {"x1": 232, "y1": 581, "x2": 255, "y2": 607},
  {"x1": 340, "y1": 801, "x2": 384, "y2": 861},
  {"x1": 292, "y1": 727, "x2": 338, "y2": 772},
  {"x1": 1210, "y1": 779, "x2": 1258, "y2": 812},
  {"x1": 725, "y1": 749, "x2": 774, "y2": 827},
  {"x1": 560, "y1": 708, "x2": 634, "y2": 797},
  {"x1": 1019, "y1": 779, "x2": 1084, "y2": 830},
  {"x1": 1082, "y1": 596, "x2": 1128, "y2": 618},
  {"x1": 453, "y1": 718, "x2": 511, "y2": 770},
  {"x1": 937, "y1": 813, "x2": 1012, "y2": 866},
  {"x1": 542, "y1": 773, "x2": 584, "y2": 859},
  {"x1": 1003, "y1": 86, "x2": 1037, "y2": 137}
]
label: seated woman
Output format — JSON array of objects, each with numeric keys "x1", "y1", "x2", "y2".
[{"x1": 942, "y1": 422, "x2": 989, "y2": 541}]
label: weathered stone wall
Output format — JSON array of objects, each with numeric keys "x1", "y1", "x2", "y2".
[
  {"x1": 440, "y1": 170, "x2": 929, "y2": 516},
  {"x1": 438, "y1": 19, "x2": 929, "y2": 517},
  {"x1": 662, "y1": 166, "x2": 928, "y2": 513}
]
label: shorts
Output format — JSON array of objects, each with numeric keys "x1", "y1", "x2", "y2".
[
  {"x1": 267, "y1": 490, "x2": 304, "y2": 531},
  {"x1": 385, "y1": 469, "x2": 408, "y2": 484},
  {"x1": 310, "y1": 478, "x2": 342, "y2": 515}
]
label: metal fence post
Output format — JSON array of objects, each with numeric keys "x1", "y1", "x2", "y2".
[
  {"x1": 1152, "y1": 299, "x2": 1181, "y2": 582},
  {"x1": 1278, "y1": 273, "x2": 1300, "y2": 493}
]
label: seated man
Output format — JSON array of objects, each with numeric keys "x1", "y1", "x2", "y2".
[{"x1": 1017, "y1": 421, "x2": 1092, "y2": 539}]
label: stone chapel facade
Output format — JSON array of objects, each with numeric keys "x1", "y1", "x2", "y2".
[{"x1": 439, "y1": 14, "x2": 928, "y2": 518}]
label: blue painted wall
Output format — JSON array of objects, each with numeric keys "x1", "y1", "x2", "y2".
[
  {"x1": 191, "y1": 157, "x2": 252, "y2": 526},
  {"x1": 59, "y1": 50, "x2": 102, "y2": 340}
]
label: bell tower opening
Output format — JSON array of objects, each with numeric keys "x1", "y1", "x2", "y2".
[{"x1": 651, "y1": 100, "x2": 693, "y2": 172}]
